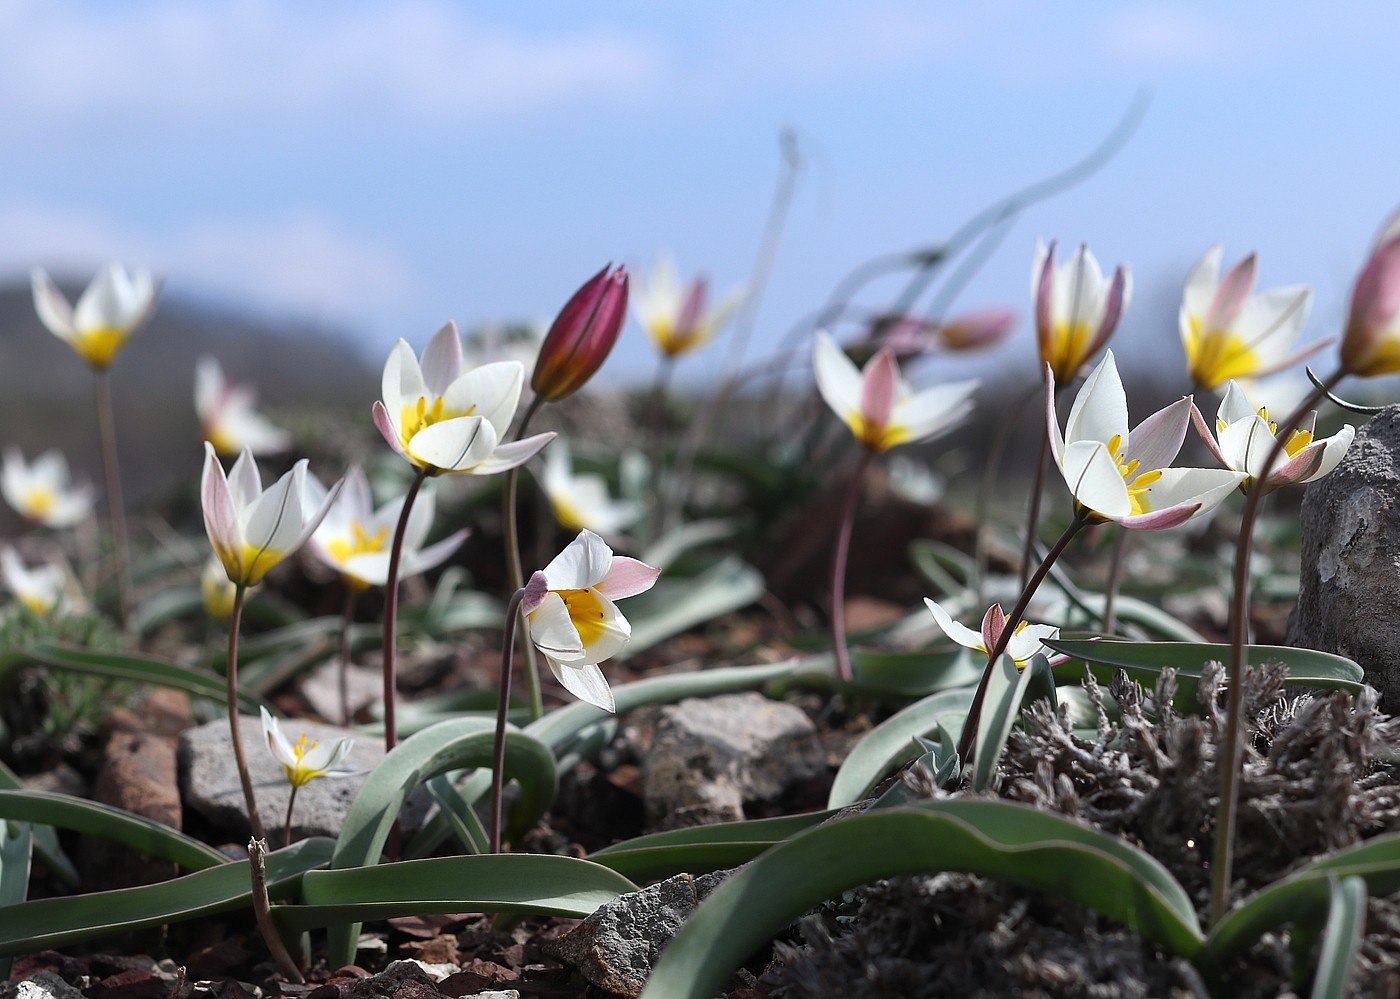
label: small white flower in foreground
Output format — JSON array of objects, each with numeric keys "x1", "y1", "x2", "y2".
[
  {"x1": 201, "y1": 443, "x2": 341, "y2": 587},
  {"x1": 306, "y1": 466, "x2": 467, "y2": 589},
  {"x1": 1178, "y1": 244, "x2": 1318, "y2": 390},
  {"x1": 260, "y1": 707, "x2": 355, "y2": 788},
  {"x1": 1, "y1": 546, "x2": 68, "y2": 614},
  {"x1": 31, "y1": 263, "x2": 158, "y2": 369},
  {"x1": 1, "y1": 449, "x2": 93, "y2": 528},
  {"x1": 1047, "y1": 351, "x2": 1245, "y2": 529},
  {"x1": 522, "y1": 530, "x2": 661, "y2": 712},
  {"x1": 924, "y1": 598, "x2": 1060, "y2": 669},
  {"x1": 372, "y1": 322, "x2": 555, "y2": 475},
  {"x1": 1195, "y1": 381, "x2": 1354, "y2": 495},
  {"x1": 196, "y1": 356, "x2": 292, "y2": 456},
  {"x1": 539, "y1": 441, "x2": 642, "y2": 536},
  {"x1": 813, "y1": 330, "x2": 978, "y2": 452}
]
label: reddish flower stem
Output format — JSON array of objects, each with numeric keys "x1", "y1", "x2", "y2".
[
  {"x1": 503, "y1": 395, "x2": 546, "y2": 721},
  {"x1": 225, "y1": 584, "x2": 264, "y2": 842},
  {"x1": 382, "y1": 465, "x2": 430, "y2": 755},
  {"x1": 490, "y1": 588, "x2": 525, "y2": 853},
  {"x1": 829, "y1": 449, "x2": 873, "y2": 682}
]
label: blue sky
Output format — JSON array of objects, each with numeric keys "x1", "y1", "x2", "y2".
[{"x1": 1, "y1": 1, "x2": 1396, "y2": 388}]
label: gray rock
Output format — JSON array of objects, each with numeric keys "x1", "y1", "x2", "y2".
[
  {"x1": 543, "y1": 870, "x2": 728, "y2": 998},
  {"x1": 3, "y1": 972, "x2": 86, "y2": 999},
  {"x1": 179, "y1": 715, "x2": 419, "y2": 842},
  {"x1": 1288, "y1": 406, "x2": 1400, "y2": 710},
  {"x1": 641, "y1": 692, "x2": 825, "y2": 831},
  {"x1": 301, "y1": 658, "x2": 382, "y2": 725}
]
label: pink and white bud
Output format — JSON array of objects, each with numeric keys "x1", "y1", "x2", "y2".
[
  {"x1": 1341, "y1": 211, "x2": 1400, "y2": 377},
  {"x1": 531, "y1": 265, "x2": 629, "y2": 402}
]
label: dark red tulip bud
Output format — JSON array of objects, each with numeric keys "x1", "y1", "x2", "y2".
[{"x1": 531, "y1": 264, "x2": 629, "y2": 402}]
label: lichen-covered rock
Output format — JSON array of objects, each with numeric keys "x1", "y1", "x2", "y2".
[{"x1": 1287, "y1": 405, "x2": 1400, "y2": 712}]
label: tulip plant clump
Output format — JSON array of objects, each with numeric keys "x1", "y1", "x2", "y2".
[{"x1": 4, "y1": 192, "x2": 1400, "y2": 999}]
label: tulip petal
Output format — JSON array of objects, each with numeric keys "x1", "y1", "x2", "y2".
[
  {"x1": 549, "y1": 659, "x2": 615, "y2": 713},
  {"x1": 1007, "y1": 624, "x2": 1060, "y2": 663},
  {"x1": 860, "y1": 349, "x2": 899, "y2": 432},
  {"x1": 401, "y1": 528, "x2": 469, "y2": 578},
  {"x1": 1064, "y1": 351, "x2": 1128, "y2": 449},
  {"x1": 201, "y1": 443, "x2": 239, "y2": 565},
  {"x1": 1119, "y1": 467, "x2": 1245, "y2": 529},
  {"x1": 466, "y1": 431, "x2": 556, "y2": 475},
  {"x1": 813, "y1": 331, "x2": 863, "y2": 429},
  {"x1": 893, "y1": 380, "x2": 979, "y2": 443},
  {"x1": 1062, "y1": 440, "x2": 1131, "y2": 520},
  {"x1": 30, "y1": 268, "x2": 75, "y2": 339},
  {"x1": 1180, "y1": 244, "x2": 1223, "y2": 323},
  {"x1": 381, "y1": 339, "x2": 423, "y2": 418},
  {"x1": 442, "y1": 361, "x2": 525, "y2": 438},
  {"x1": 527, "y1": 592, "x2": 586, "y2": 660},
  {"x1": 226, "y1": 448, "x2": 262, "y2": 512},
  {"x1": 371, "y1": 401, "x2": 411, "y2": 461},
  {"x1": 1205, "y1": 251, "x2": 1257, "y2": 331},
  {"x1": 406, "y1": 415, "x2": 497, "y2": 472},
  {"x1": 924, "y1": 597, "x2": 986, "y2": 652},
  {"x1": 419, "y1": 322, "x2": 463, "y2": 397},
  {"x1": 596, "y1": 556, "x2": 661, "y2": 600},
  {"x1": 1123, "y1": 397, "x2": 1192, "y2": 474},
  {"x1": 543, "y1": 529, "x2": 613, "y2": 590}
]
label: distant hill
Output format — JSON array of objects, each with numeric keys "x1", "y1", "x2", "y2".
[{"x1": 0, "y1": 280, "x2": 379, "y2": 511}]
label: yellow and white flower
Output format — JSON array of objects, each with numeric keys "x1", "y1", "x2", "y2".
[
  {"x1": 633, "y1": 253, "x2": 743, "y2": 358},
  {"x1": 1, "y1": 449, "x2": 93, "y2": 529},
  {"x1": 1, "y1": 546, "x2": 68, "y2": 614},
  {"x1": 196, "y1": 356, "x2": 292, "y2": 456},
  {"x1": 260, "y1": 707, "x2": 355, "y2": 788},
  {"x1": 31, "y1": 263, "x2": 158, "y2": 369},
  {"x1": 1032, "y1": 240, "x2": 1131, "y2": 383},
  {"x1": 924, "y1": 598, "x2": 1060, "y2": 669},
  {"x1": 539, "y1": 441, "x2": 641, "y2": 536},
  {"x1": 1195, "y1": 380, "x2": 1353, "y2": 494}
]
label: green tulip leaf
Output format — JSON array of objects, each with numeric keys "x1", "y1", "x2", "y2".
[
  {"x1": 828, "y1": 688, "x2": 974, "y2": 808},
  {"x1": 0, "y1": 761, "x2": 76, "y2": 888},
  {"x1": 619, "y1": 557, "x2": 765, "y2": 658},
  {"x1": 17, "y1": 642, "x2": 262, "y2": 713},
  {"x1": 1309, "y1": 876, "x2": 1366, "y2": 999},
  {"x1": 590, "y1": 811, "x2": 839, "y2": 882}
]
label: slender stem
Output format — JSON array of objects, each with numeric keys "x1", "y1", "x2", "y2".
[
  {"x1": 1101, "y1": 526, "x2": 1128, "y2": 633},
  {"x1": 957, "y1": 516, "x2": 1085, "y2": 762},
  {"x1": 93, "y1": 370, "x2": 132, "y2": 630},
  {"x1": 338, "y1": 587, "x2": 359, "y2": 727},
  {"x1": 225, "y1": 584, "x2": 264, "y2": 841},
  {"x1": 490, "y1": 588, "x2": 525, "y2": 854},
  {"x1": 503, "y1": 396, "x2": 546, "y2": 721},
  {"x1": 1019, "y1": 404, "x2": 1054, "y2": 589},
  {"x1": 382, "y1": 466, "x2": 430, "y2": 755},
  {"x1": 248, "y1": 838, "x2": 304, "y2": 982},
  {"x1": 973, "y1": 383, "x2": 1040, "y2": 605},
  {"x1": 647, "y1": 356, "x2": 677, "y2": 541},
  {"x1": 1209, "y1": 373, "x2": 1340, "y2": 926},
  {"x1": 829, "y1": 449, "x2": 874, "y2": 682},
  {"x1": 282, "y1": 785, "x2": 298, "y2": 849}
]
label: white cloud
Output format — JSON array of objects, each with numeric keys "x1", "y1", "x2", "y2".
[
  {"x1": 1095, "y1": 5, "x2": 1235, "y2": 68},
  {"x1": 0, "y1": 0, "x2": 663, "y2": 129}
]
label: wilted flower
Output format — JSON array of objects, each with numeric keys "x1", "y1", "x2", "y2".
[
  {"x1": 1, "y1": 546, "x2": 67, "y2": 614},
  {"x1": 924, "y1": 598, "x2": 1060, "y2": 668},
  {"x1": 1032, "y1": 240, "x2": 1131, "y2": 383},
  {"x1": 813, "y1": 330, "x2": 978, "y2": 453},
  {"x1": 1178, "y1": 245, "x2": 1317, "y2": 390},
  {"x1": 260, "y1": 707, "x2": 355, "y2": 788},
  {"x1": 201, "y1": 443, "x2": 340, "y2": 587},
  {"x1": 196, "y1": 356, "x2": 292, "y2": 456},
  {"x1": 372, "y1": 322, "x2": 555, "y2": 475},
  {"x1": 1340, "y1": 210, "x2": 1400, "y2": 377},
  {"x1": 306, "y1": 466, "x2": 467, "y2": 589},
  {"x1": 31, "y1": 264, "x2": 158, "y2": 369},
  {"x1": 531, "y1": 265, "x2": 628, "y2": 402},
  {"x1": 522, "y1": 529, "x2": 660, "y2": 712},
  {"x1": 1, "y1": 449, "x2": 93, "y2": 529},
  {"x1": 539, "y1": 441, "x2": 642, "y2": 536},
  {"x1": 1195, "y1": 381, "x2": 1354, "y2": 494},
  {"x1": 201, "y1": 555, "x2": 239, "y2": 619},
  {"x1": 633, "y1": 253, "x2": 743, "y2": 358},
  {"x1": 1048, "y1": 351, "x2": 1245, "y2": 529}
]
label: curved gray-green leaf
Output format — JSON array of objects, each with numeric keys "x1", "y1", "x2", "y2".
[
  {"x1": 0, "y1": 838, "x2": 332, "y2": 957},
  {"x1": 828, "y1": 688, "x2": 973, "y2": 808},
  {"x1": 19, "y1": 642, "x2": 262, "y2": 712},
  {"x1": 640, "y1": 800, "x2": 1202, "y2": 999},
  {"x1": 280, "y1": 854, "x2": 637, "y2": 932},
  {"x1": 589, "y1": 811, "x2": 838, "y2": 882},
  {"x1": 1310, "y1": 876, "x2": 1366, "y2": 999},
  {"x1": 0, "y1": 790, "x2": 228, "y2": 871}
]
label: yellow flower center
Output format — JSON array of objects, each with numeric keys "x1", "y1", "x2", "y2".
[
  {"x1": 648, "y1": 319, "x2": 706, "y2": 357},
  {"x1": 73, "y1": 327, "x2": 130, "y2": 369},
  {"x1": 1107, "y1": 433, "x2": 1163, "y2": 516},
  {"x1": 399, "y1": 396, "x2": 474, "y2": 450},
  {"x1": 551, "y1": 495, "x2": 590, "y2": 533},
  {"x1": 326, "y1": 521, "x2": 390, "y2": 564},
  {"x1": 284, "y1": 735, "x2": 322, "y2": 787},
  {"x1": 844, "y1": 409, "x2": 907, "y2": 452},
  {"x1": 206, "y1": 424, "x2": 241, "y2": 457},
  {"x1": 18, "y1": 591, "x2": 53, "y2": 615},
  {"x1": 1046, "y1": 320, "x2": 1093, "y2": 381},
  {"x1": 557, "y1": 586, "x2": 608, "y2": 647},
  {"x1": 1184, "y1": 319, "x2": 1259, "y2": 389},
  {"x1": 215, "y1": 540, "x2": 284, "y2": 586},
  {"x1": 22, "y1": 485, "x2": 56, "y2": 520}
]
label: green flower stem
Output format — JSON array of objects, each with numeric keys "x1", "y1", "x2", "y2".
[
  {"x1": 225, "y1": 584, "x2": 264, "y2": 842},
  {"x1": 382, "y1": 465, "x2": 431, "y2": 754},
  {"x1": 829, "y1": 449, "x2": 874, "y2": 683},
  {"x1": 490, "y1": 587, "x2": 526, "y2": 854},
  {"x1": 1019, "y1": 386, "x2": 1059, "y2": 588},
  {"x1": 1101, "y1": 526, "x2": 1128, "y2": 633},
  {"x1": 93, "y1": 369, "x2": 132, "y2": 630},
  {"x1": 282, "y1": 785, "x2": 299, "y2": 849},
  {"x1": 1209, "y1": 371, "x2": 1341, "y2": 927},
  {"x1": 956, "y1": 515, "x2": 1085, "y2": 763},
  {"x1": 248, "y1": 837, "x2": 303, "y2": 982},
  {"x1": 648, "y1": 355, "x2": 677, "y2": 542},
  {"x1": 503, "y1": 395, "x2": 546, "y2": 722},
  {"x1": 337, "y1": 587, "x2": 359, "y2": 726}
]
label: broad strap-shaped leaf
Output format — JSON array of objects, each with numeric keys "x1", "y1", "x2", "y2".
[
  {"x1": 0, "y1": 760, "x2": 76, "y2": 887},
  {"x1": 327, "y1": 717, "x2": 557, "y2": 967},
  {"x1": 0, "y1": 820, "x2": 31, "y2": 980},
  {"x1": 972, "y1": 654, "x2": 1040, "y2": 791},
  {"x1": 828, "y1": 688, "x2": 974, "y2": 808},
  {"x1": 279, "y1": 854, "x2": 637, "y2": 932},
  {"x1": 0, "y1": 790, "x2": 228, "y2": 871},
  {"x1": 618, "y1": 557, "x2": 764, "y2": 658},
  {"x1": 589, "y1": 811, "x2": 838, "y2": 882},
  {"x1": 1309, "y1": 876, "x2": 1366, "y2": 999},
  {"x1": 424, "y1": 775, "x2": 487, "y2": 855},
  {"x1": 1046, "y1": 639, "x2": 1363, "y2": 712},
  {"x1": 0, "y1": 838, "x2": 332, "y2": 957},
  {"x1": 18, "y1": 642, "x2": 262, "y2": 712},
  {"x1": 640, "y1": 800, "x2": 1202, "y2": 999}
]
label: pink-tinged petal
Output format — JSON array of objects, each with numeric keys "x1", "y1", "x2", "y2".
[
  {"x1": 522, "y1": 569, "x2": 551, "y2": 613},
  {"x1": 542, "y1": 529, "x2": 613, "y2": 590},
  {"x1": 381, "y1": 339, "x2": 424, "y2": 416},
  {"x1": 813, "y1": 331, "x2": 863, "y2": 425},
  {"x1": 1064, "y1": 351, "x2": 1128, "y2": 449},
  {"x1": 577, "y1": 591, "x2": 632, "y2": 663},
  {"x1": 980, "y1": 604, "x2": 1007, "y2": 654},
  {"x1": 1032, "y1": 240, "x2": 1056, "y2": 365},
  {"x1": 1007, "y1": 624, "x2": 1060, "y2": 664},
  {"x1": 371, "y1": 401, "x2": 411, "y2": 462},
  {"x1": 526, "y1": 592, "x2": 585, "y2": 659},
  {"x1": 1088, "y1": 263, "x2": 1131, "y2": 357},
  {"x1": 1219, "y1": 416, "x2": 1274, "y2": 479},
  {"x1": 1216, "y1": 381, "x2": 1257, "y2": 426},
  {"x1": 419, "y1": 322, "x2": 464, "y2": 397},
  {"x1": 406, "y1": 415, "x2": 496, "y2": 472},
  {"x1": 549, "y1": 659, "x2": 615, "y2": 713},
  {"x1": 442, "y1": 361, "x2": 524, "y2": 439},
  {"x1": 1235, "y1": 285, "x2": 1312, "y2": 361},
  {"x1": 1263, "y1": 447, "x2": 1328, "y2": 489},
  {"x1": 1342, "y1": 234, "x2": 1400, "y2": 373},
  {"x1": 1205, "y1": 251, "x2": 1257, "y2": 331},
  {"x1": 30, "y1": 268, "x2": 75, "y2": 339},
  {"x1": 1190, "y1": 399, "x2": 1231, "y2": 469},
  {"x1": 1120, "y1": 467, "x2": 1246, "y2": 529},
  {"x1": 1124, "y1": 396, "x2": 1192, "y2": 473},
  {"x1": 892, "y1": 379, "x2": 979, "y2": 445},
  {"x1": 677, "y1": 277, "x2": 708, "y2": 338},
  {"x1": 860, "y1": 348, "x2": 899, "y2": 434},
  {"x1": 401, "y1": 528, "x2": 469, "y2": 578},
  {"x1": 260, "y1": 707, "x2": 297, "y2": 766},
  {"x1": 226, "y1": 448, "x2": 262, "y2": 513},
  {"x1": 287, "y1": 469, "x2": 344, "y2": 557},
  {"x1": 468, "y1": 431, "x2": 556, "y2": 475},
  {"x1": 201, "y1": 442, "x2": 239, "y2": 556},
  {"x1": 1045, "y1": 365, "x2": 1065, "y2": 465},
  {"x1": 1180, "y1": 245, "x2": 1222, "y2": 323},
  {"x1": 1061, "y1": 440, "x2": 1131, "y2": 520},
  {"x1": 1244, "y1": 335, "x2": 1332, "y2": 381},
  {"x1": 596, "y1": 556, "x2": 661, "y2": 600},
  {"x1": 923, "y1": 597, "x2": 986, "y2": 652}
]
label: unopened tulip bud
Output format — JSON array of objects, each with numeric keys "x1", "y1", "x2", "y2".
[
  {"x1": 937, "y1": 308, "x2": 1017, "y2": 351},
  {"x1": 1340, "y1": 214, "x2": 1400, "y2": 377},
  {"x1": 531, "y1": 265, "x2": 628, "y2": 402}
]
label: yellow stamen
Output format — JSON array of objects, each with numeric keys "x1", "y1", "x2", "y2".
[
  {"x1": 1108, "y1": 435, "x2": 1162, "y2": 516},
  {"x1": 326, "y1": 521, "x2": 391, "y2": 564},
  {"x1": 558, "y1": 586, "x2": 609, "y2": 647},
  {"x1": 72, "y1": 327, "x2": 130, "y2": 369},
  {"x1": 1185, "y1": 320, "x2": 1259, "y2": 389},
  {"x1": 22, "y1": 486, "x2": 56, "y2": 520},
  {"x1": 1284, "y1": 428, "x2": 1314, "y2": 458}
]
